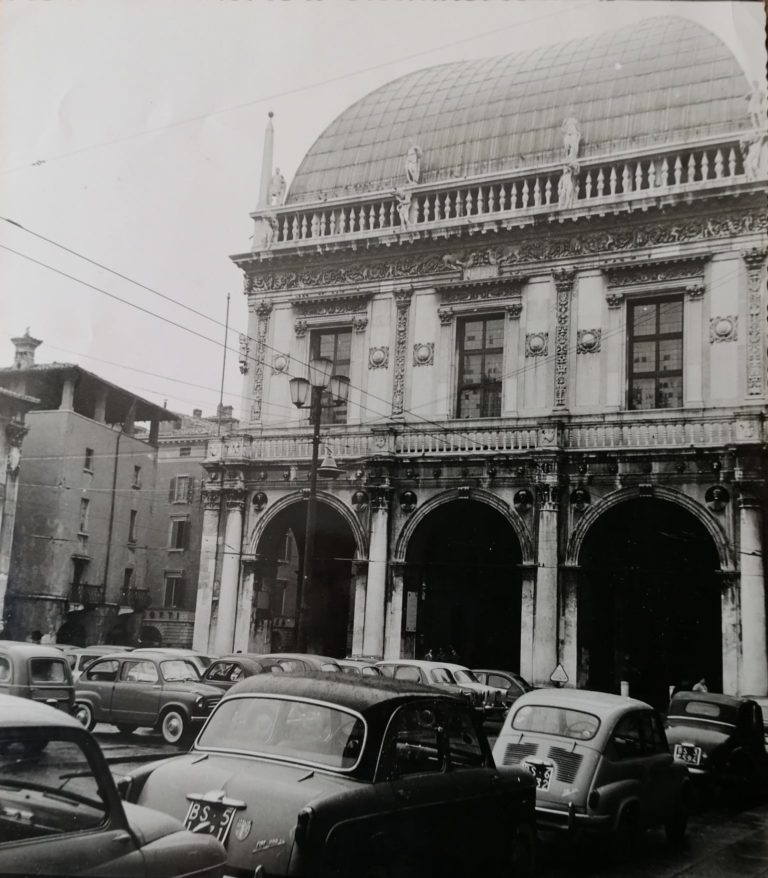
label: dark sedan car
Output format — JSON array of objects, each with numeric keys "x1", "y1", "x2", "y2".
[
  {"x1": 0, "y1": 694, "x2": 226, "y2": 876},
  {"x1": 666, "y1": 691, "x2": 768, "y2": 795},
  {"x1": 473, "y1": 668, "x2": 533, "y2": 708},
  {"x1": 202, "y1": 654, "x2": 284, "y2": 691},
  {"x1": 259, "y1": 652, "x2": 342, "y2": 673},
  {"x1": 120, "y1": 674, "x2": 537, "y2": 878}
]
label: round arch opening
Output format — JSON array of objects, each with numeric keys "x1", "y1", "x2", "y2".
[
  {"x1": 403, "y1": 499, "x2": 523, "y2": 669},
  {"x1": 57, "y1": 619, "x2": 86, "y2": 647},
  {"x1": 579, "y1": 497, "x2": 722, "y2": 708},
  {"x1": 255, "y1": 499, "x2": 357, "y2": 658}
]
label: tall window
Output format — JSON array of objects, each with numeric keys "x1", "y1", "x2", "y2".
[
  {"x1": 133, "y1": 465, "x2": 141, "y2": 488},
  {"x1": 169, "y1": 475, "x2": 192, "y2": 503},
  {"x1": 78, "y1": 498, "x2": 90, "y2": 533},
  {"x1": 628, "y1": 297, "x2": 683, "y2": 410},
  {"x1": 310, "y1": 328, "x2": 351, "y2": 424},
  {"x1": 457, "y1": 315, "x2": 504, "y2": 418},
  {"x1": 169, "y1": 517, "x2": 189, "y2": 551},
  {"x1": 84, "y1": 448, "x2": 94, "y2": 471},
  {"x1": 128, "y1": 509, "x2": 138, "y2": 543},
  {"x1": 164, "y1": 573, "x2": 186, "y2": 608},
  {"x1": 122, "y1": 568, "x2": 133, "y2": 594}
]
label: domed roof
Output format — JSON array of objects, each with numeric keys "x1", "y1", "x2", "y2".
[{"x1": 287, "y1": 16, "x2": 749, "y2": 205}]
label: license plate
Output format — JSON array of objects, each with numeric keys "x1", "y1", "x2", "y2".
[
  {"x1": 524, "y1": 760, "x2": 554, "y2": 791},
  {"x1": 184, "y1": 798, "x2": 239, "y2": 843},
  {"x1": 674, "y1": 743, "x2": 702, "y2": 766}
]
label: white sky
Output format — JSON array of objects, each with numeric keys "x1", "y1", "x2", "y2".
[{"x1": 1, "y1": 0, "x2": 765, "y2": 424}]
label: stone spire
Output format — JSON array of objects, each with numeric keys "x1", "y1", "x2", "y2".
[
  {"x1": 11, "y1": 329, "x2": 42, "y2": 369},
  {"x1": 257, "y1": 111, "x2": 275, "y2": 209}
]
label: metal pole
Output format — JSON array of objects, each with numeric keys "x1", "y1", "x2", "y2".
[
  {"x1": 217, "y1": 292, "x2": 231, "y2": 436},
  {"x1": 295, "y1": 386, "x2": 322, "y2": 652}
]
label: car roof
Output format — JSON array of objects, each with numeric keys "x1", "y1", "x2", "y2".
[
  {"x1": 261, "y1": 653, "x2": 341, "y2": 664},
  {"x1": 226, "y1": 671, "x2": 458, "y2": 713},
  {"x1": 670, "y1": 691, "x2": 752, "y2": 709},
  {"x1": 376, "y1": 659, "x2": 457, "y2": 670},
  {"x1": 513, "y1": 687, "x2": 651, "y2": 715},
  {"x1": 0, "y1": 641, "x2": 71, "y2": 659},
  {"x1": 0, "y1": 693, "x2": 82, "y2": 728},
  {"x1": 133, "y1": 647, "x2": 207, "y2": 656},
  {"x1": 207, "y1": 655, "x2": 279, "y2": 671},
  {"x1": 90, "y1": 650, "x2": 176, "y2": 662}
]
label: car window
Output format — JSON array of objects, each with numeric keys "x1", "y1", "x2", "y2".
[
  {"x1": 384, "y1": 704, "x2": 444, "y2": 778},
  {"x1": 121, "y1": 661, "x2": 159, "y2": 684},
  {"x1": 642, "y1": 712, "x2": 669, "y2": 754},
  {"x1": 452, "y1": 669, "x2": 479, "y2": 684},
  {"x1": 394, "y1": 665, "x2": 422, "y2": 683},
  {"x1": 321, "y1": 663, "x2": 341, "y2": 672},
  {"x1": 430, "y1": 668, "x2": 454, "y2": 684},
  {"x1": 0, "y1": 657, "x2": 10, "y2": 683},
  {"x1": 362, "y1": 667, "x2": 381, "y2": 677},
  {"x1": 683, "y1": 700, "x2": 722, "y2": 719},
  {"x1": 85, "y1": 659, "x2": 119, "y2": 682},
  {"x1": 161, "y1": 660, "x2": 200, "y2": 682},
  {"x1": 206, "y1": 661, "x2": 239, "y2": 682},
  {"x1": 512, "y1": 705, "x2": 600, "y2": 740},
  {"x1": 196, "y1": 696, "x2": 366, "y2": 770},
  {"x1": 0, "y1": 734, "x2": 107, "y2": 840},
  {"x1": 29, "y1": 659, "x2": 68, "y2": 684},
  {"x1": 378, "y1": 665, "x2": 395, "y2": 678},
  {"x1": 64, "y1": 654, "x2": 77, "y2": 670},
  {"x1": 488, "y1": 674, "x2": 510, "y2": 689},
  {"x1": 444, "y1": 707, "x2": 485, "y2": 769},
  {"x1": 278, "y1": 659, "x2": 307, "y2": 673},
  {"x1": 611, "y1": 713, "x2": 645, "y2": 759},
  {"x1": 341, "y1": 666, "x2": 360, "y2": 675}
]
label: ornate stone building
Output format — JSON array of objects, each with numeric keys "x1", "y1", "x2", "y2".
[{"x1": 194, "y1": 16, "x2": 768, "y2": 707}]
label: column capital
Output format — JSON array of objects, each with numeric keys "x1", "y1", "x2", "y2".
[
  {"x1": 202, "y1": 488, "x2": 222, "y2": 511},
  {"x1": 224, "y1": 489, "x2": 247, "y2": 512},
  {"x1": 551, "y1": 266, "x2": 576, "y2": 292},
  {"x1": 742, "y1": 246, "x2": 767, "y2": 272}
]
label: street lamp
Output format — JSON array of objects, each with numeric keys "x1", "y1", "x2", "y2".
[{"x1": 289, "y1": 356, "x2": 350, "y2": 651}]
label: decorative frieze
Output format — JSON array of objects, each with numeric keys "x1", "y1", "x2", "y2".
[
  {"x1": 552, "y1": 267, "x2": 576, "y2": 411},
  {"x1": 526, "y1": 332, "x2": 549, "y2": 358},
  {"x1": 710, "y1": 316, "x2": 737, "y2": 343},
  {"x1": 742, "y1": 247, "x2": 767, "y2": 396},
  {"x1": 413, "y1": 342, "x2": 434, "y2": 366},
  {"x1": 245, "y1": 210, "x2": 765, "y2": 292},
  {"x1": 369, "y1": 346, "x2": 389, "y2": 370},
  {"x1": 291, "y1": 291, "x2": 372, "y2": 318},
  {"x1": 392, "y1": 288, "x2": 413, "y2": 417},
  {"x1": 603, "y1": 254, "x2": 709, "y2": 289},
  {"x1": 250, "y1": 300, "x2": 273, "y2": 423},
  {"x1": 576, "y1": 328, "x2": 601, "y2": 353}
]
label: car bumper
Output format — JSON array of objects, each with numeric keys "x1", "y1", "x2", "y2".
[{"x1": 535, "y1": 804, "x2": 612, "y2": 833}]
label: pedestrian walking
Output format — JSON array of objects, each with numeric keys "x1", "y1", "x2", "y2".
[
  {"x1": 692, "y1": 677, "x2": 709, "y2": 693},
  {"x1": 424, "y1": 648, "x2": 434, "y2": 661}
]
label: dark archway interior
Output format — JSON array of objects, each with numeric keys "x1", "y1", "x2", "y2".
[
  {"x1": 580, "y1": 498, "x2": 722, "y2": 709},
  {"x1": 258, "y1": 501, "x2": 356, "y2": 658},
  {"x1": 57, "y1": 619, "x2": 86, "y2": 647},
  {"x1": 405, "y1": 500, "x2": 523, "y2": 670}
]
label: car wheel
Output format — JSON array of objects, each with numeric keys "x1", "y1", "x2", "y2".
[
  {"x1": 509, "y1": 822, "x2": 536, "y2": 878},
  {"x1": 160, "y1": 708, "x2": 188, "y2": 745},
  {"x1": 74, "y1": 702, "x2": 96, "y2": 731},
  {"x1": 116, "y1": 724, "x2": 136, "y2": 735},
  {"x1": 612, "y1": 806, "x2": 639, "y2": 859}
]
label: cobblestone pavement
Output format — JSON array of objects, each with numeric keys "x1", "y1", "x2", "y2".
[{"x1": 96, "y1": 724, "x2": 768, "y2": 878}]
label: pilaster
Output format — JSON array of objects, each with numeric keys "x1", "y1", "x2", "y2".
[
  {"x1": 391, "y1": 288, "x2": 413, "y2": 418},
  {"x1": 552, "y1": 267, "x2": 576, "y2": 412}
]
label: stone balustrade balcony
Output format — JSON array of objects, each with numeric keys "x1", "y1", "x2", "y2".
[
  {"x1": 251, "y1": 136, "x2": 762, "y2": 254},
  {"x1": 205, "y1": 408, "x2": 764, "y2": 467}
]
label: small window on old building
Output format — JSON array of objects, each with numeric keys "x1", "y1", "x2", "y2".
[
  {"x1": 309, "y1": 327, "x2": 351, "y2": 425},
  {"x1": 179, "y1": 447, "x2": 191, "y2": 458},
  {"x1": 169, "y1": 518, "x2": 189, "y2": 550},
  {"x1": 628, "y1": 296, "x2": 683, "y2": 410},
  {"x1": 164, "y1": 574, "x2": 186, "y2": 608},
  {"x1": 128, "y1": 509, "x2": 138, "y2": 543},
  {"x1": 123, "y1": 568, "x2": 133, "y2": 594},
  {"x1": 133, "y1": 465, "x2": 141, "y2": 487},
  {"x1": 79, "y1": 498, "x2": 90, "y2": 533},
  {"x1": 84, "y1": 448, "x2": 94, "y2": 471},
  {"x1": 457, "y1": 315, "x2": 504, "y2": 418},
  {"x1": 169, "y1": 475, "x2": 192, "y2": 503}
]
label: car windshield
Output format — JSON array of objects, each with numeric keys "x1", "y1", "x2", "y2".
[
  {"x1": 196, "y1": 696, "x2": 366, "y2": 770},
  {"x1": 0, "y1": 734, "x2": 107, "y2": 834},
  {"x1": 161, "y1": 660, "x2": 200, "y2": 682},
  {"x1": 453, "y1": 669, "x2": 480, "y2": 684},
  {"x1": 512, "y1": 704, "x2": 600, "y2": 740}
]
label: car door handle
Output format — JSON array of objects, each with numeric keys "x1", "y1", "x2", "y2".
[
  {"x1": 396, "y1": 788, "x2": 412, "y2": 801},
  {"x1": 114, "y1": 830, "x2": 133, "y2": 844}
]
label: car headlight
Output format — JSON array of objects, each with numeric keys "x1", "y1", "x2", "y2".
[{"x1": 194, "y1": 695, "x2": 205, "y2": 710}]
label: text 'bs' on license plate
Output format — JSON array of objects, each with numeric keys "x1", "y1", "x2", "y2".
[
  {"x1": 184, "y1": 798, "x2": 239, "y2": 842},
  {"x1": 674, "y1": 743, "x2": 702, "y2": 766}
]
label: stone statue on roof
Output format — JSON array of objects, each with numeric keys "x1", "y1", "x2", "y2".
[
  {"x1": 252, "y1": 212, "x2": 278, "y2": 252},
  {"x1": 394, "y1": 187, "x2": 413, "y2": 230},
  {"x1": 558, "y1": 162, "x2": 579, "y2": 210},
  {"x1": 746, "y1": 81, "x2": 767, "y2": 130},
  {"x1": 268, "y1": 168, "x2": 287, "y2": 206},
  {"x1": 405, "y1": 145, "x2": 423, "y2": 184},
  {"x1": 562, "y1": 117, "x2": 581, "y2": 162}
]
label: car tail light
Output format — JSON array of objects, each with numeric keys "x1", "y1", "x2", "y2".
[{"x1": 295, "y1": 806, "x2": 314, "y2": 848}]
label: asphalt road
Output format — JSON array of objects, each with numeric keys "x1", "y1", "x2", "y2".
[{"x1": 96, "y1": 724, "x2": 768, "y2": 878}]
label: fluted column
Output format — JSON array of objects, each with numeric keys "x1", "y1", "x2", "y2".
[
  {"x1": 351, "y1": 560, "x2": 368, "y2": 656},
  {"x1": 559, "y1": 566, "x2": 580, "y2": 688},
  {"x1": 363, "y1": 489, "x2": 390, "y2": 657},
  {"x1": 533, "y1": 481, "x2": 560, "y2": 685},
  {"x1": 384, "y1": 560, "x2": 405, "y2": 659},
  {"x1": 193, "y1": 487, "x2": 221, "y2": 653},
  {"x1": 738, "y1": 490, "x2": 767, "y2": 696},
  {"x1": 213, "y1": 490, "x2": 245, "y2": 656},
  {"x1": 233, "y1": 557, "x2": 258, "y2": 653}
]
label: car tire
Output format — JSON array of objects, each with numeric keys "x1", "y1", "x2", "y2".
[
  {"x1": 160, "y1": 708, "x2": 188, "y2": 746},
  {"x1": 74, "y1": 702, "x2": 96, "y2": 731},
  {"x1": 116, "y1": 724, "x2": 136, "y2": 735},
  {"x1": 612, "y1": 806, "x2": 639, "y2": 859},
  {"x1": 509, "y1": 822, "x2": 536, "y2": 878}
]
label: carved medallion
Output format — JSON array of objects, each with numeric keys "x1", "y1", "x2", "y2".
[
  {"x1": 369, "y1": 346, "x2": 389, "y2": 369},
  {"x1": 526, "y1": 332, "x2": 548, "y2": 358},
  {"x1": 413, "y1": 342, "x2": 434, "y2": 366},
  {"x1": 709, "y1": 316, "x2": 737, "y2": 343}
]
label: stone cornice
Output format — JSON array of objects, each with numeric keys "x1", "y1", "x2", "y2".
[{"x1": 603, "y1": 253, "x2": 711, "y2": 288}]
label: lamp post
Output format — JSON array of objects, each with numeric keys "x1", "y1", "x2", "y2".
[{"x1": 289, "y1": 357, "x2": 350, "y2": 651}]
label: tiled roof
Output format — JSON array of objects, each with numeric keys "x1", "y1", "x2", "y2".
[{"x1": 287, "y1": 16, "x2": 749, "y2": 204}]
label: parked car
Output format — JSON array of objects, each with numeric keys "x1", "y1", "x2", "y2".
[
  {"x1": 0, "y1": 694, "x2": 226, "y2": 876},
  {"x1": 337, "y1": 658, "x2": 382, "y2": 677},
  {"x1": 132, "y1": 647, "x2": 213, "y2": 675},
  {"x1": 58, "y1": 644, "x2": 133, "y2": 682},
  {"x1": 473, "y1": 668, "x2": 533, "y2": 707},
  {"x1": 74, "y1": 650, "x2": 223, "y2": 744},
  {"x1": 258, "y1": 652, "x2": 342, "y2": 673},
  {"x1": 0, "y1": 641, "x2": 74, "y2": 714},
  {"x1": 202, "y1": 654, "x2": 284, "y2": 691},
  {"x1": 376, "y1": 659, "x2": 506, "y2": 720},
  {"x1": 493, "y1": 688, "x2": 692, "y2": 847},
  {"x1": 666, "y1": 691, "x2": 768, "y2": 796},
  {"x1": 119, "y1": 673, "x2": 537, "y2": 878}
]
